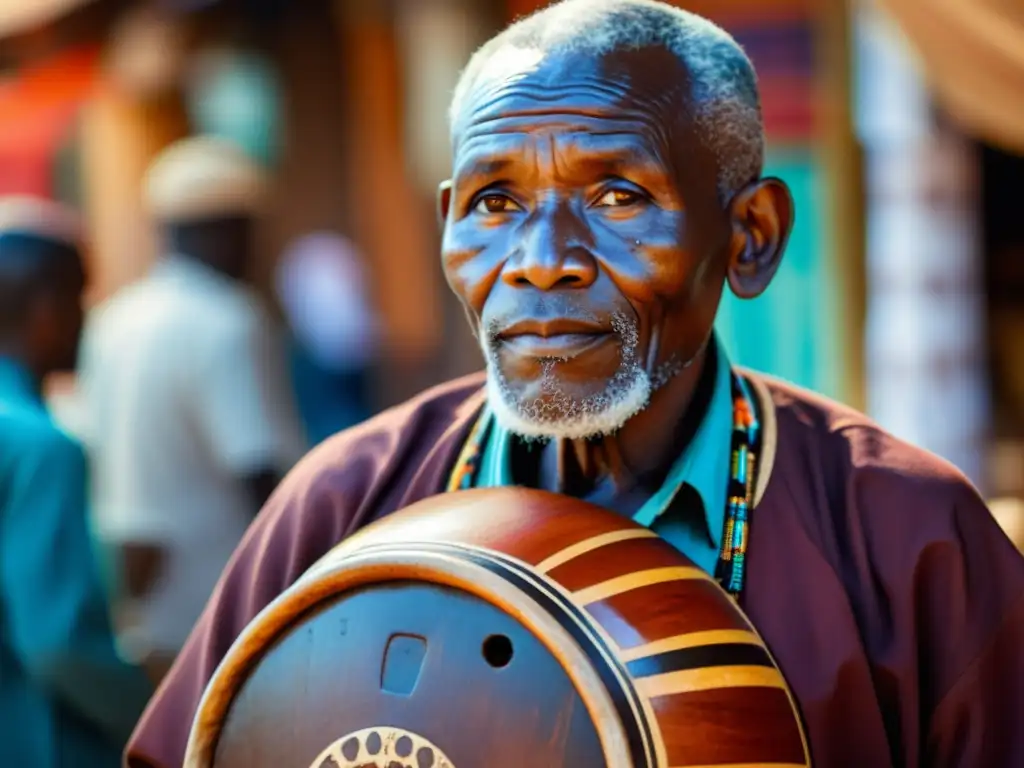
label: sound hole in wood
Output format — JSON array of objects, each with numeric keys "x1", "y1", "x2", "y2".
[
  {"x1": 481, "y1": 634, "x2": 514, "y2": 668},
  {"x1": 212, "y1": 581, "x2": 604, "y2": 767}
]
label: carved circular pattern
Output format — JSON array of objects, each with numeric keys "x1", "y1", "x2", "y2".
[{"x1": 310, "y1": 726, "x2": 455, "y2": 768}]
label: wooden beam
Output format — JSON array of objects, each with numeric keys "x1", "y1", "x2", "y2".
[
  {"x1": 815, "y1": 0, "x2": 866, "y2": 410},
  {"x1": 333, "y1": 0, "x2": 443, "y2": 366},
  {"x1": 77, "y1": 85, "x2": 190, "y2": 303}
]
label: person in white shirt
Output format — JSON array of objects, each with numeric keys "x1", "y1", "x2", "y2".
[{"x1": 76, "y1": 136, "x2": 305, "y2": 680}]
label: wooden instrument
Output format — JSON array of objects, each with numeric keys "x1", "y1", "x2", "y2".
[{"x1": 185, "y1": 487, "x2": 811, "y2": 768}]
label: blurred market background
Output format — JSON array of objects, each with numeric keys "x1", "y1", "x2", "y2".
[{"x1": 2, "y1": 0, "x2": 1023, "y2": 501}]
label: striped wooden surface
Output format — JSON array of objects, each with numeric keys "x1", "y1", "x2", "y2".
[
  {"x1": 535, "y1": 525, "x2": 808, "y2": 767},
  {"x1": 324, "y1": 489, "x2": 811, "y2": 767},
  {"x1": 192, "y1": 488, "x2": 810, "y2": 768}
]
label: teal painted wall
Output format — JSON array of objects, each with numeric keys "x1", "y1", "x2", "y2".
[{"x1": 715, "y1": 151, "x2": 843, "y2": 400}]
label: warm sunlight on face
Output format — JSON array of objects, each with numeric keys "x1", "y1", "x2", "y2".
[{"x1": 441, "y1": 48, "x2": 732, "y2": 440}]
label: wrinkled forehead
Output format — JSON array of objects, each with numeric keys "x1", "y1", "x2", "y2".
[
  {"x1": 454, "y1": 46, "x2": 697, "y2": 143},
  {"x1": 451, "y1": 46, "x2": 713, "y2": 194}
]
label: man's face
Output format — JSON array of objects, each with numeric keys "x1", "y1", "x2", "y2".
[
  {"x1": 209, "y1": 216, "x2": 255, "y2": 279},
  {"x1": 440, "y1": 47, "x2": 733, "y2": 439},
  {"x1": 171, "y1": 216, "x2": 255, "y2": 281}
]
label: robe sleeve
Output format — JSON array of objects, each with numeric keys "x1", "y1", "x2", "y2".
[
  {"x1": 1, "y1": 428, "x2": 154, "y2": 748},
  {"x1": 124, "y1": 463, "x2": 356, "y2": 768},
  {"x1": 921, "y1": 486, "x2": 1024, "y2": 766}
]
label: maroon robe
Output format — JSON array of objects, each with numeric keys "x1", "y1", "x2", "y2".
[{"x1": 125, "y1": 371, "x2": 1024, "y2": 767}]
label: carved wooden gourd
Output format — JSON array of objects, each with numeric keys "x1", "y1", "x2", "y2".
[{"x1": 185, "y1": 487, "x2": 811, "y2": 768}]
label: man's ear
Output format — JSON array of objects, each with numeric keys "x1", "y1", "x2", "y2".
[
  {"x1": 725, "y1": 177, "x2": 794, "y2": 300},
  {"x1": 437, "y1": 179, "x2": 453, "y2": 230}
]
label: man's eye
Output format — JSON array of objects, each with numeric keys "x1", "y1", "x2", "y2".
[
  {"x1": 474, "y1": 194, "x2": 520, "y2": 214},
  {"x1": 595, "y1": 189, "x2": 643, "y2": 207}
]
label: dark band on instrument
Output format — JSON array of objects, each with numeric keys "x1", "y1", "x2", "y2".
[{"x1": 625, "y1": 642, "x2": 774, "y2": 680}]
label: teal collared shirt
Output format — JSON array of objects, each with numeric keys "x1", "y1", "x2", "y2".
[
  {"x1": 0, "y1": 357, "x2": 153, "y2": 767},
  {"x1": 474, "y1": 337, "x2": 734, "y2": 575}
]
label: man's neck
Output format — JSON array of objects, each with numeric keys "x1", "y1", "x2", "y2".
[
  {"x1": 164, "y1": 253, "x2": 246, "y2": 284},
  {"x1": 532, "y1": 343, "x2": 717, "y2": 507}
]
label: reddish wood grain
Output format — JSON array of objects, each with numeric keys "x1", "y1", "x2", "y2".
[{"x1": 197, "y1": 488, "x2": 809, "y2": 768}]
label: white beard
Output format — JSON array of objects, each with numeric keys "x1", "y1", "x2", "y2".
[
  {"x1": 485, "y1": 363, "x2": 652, "y2": 441},
  {"x1": 481, "y1": 312, "x2": 655, "y2": 441}
]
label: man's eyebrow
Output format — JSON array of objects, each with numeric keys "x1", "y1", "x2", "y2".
[
  {"x1": 452, "y1": 155, "x2": 516, "y2": 183},
  {"x1": 584, "y1": 151, "x2": 663, "y2": 176},
  {"x1": 569, "y1": 136, "x2": 669, "y2": 172}
]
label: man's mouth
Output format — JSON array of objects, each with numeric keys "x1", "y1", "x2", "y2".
[{"x1": 496, "y1": 318, "x2": 612, "y2": 358}]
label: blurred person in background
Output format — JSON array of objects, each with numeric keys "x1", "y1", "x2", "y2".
[
  {"x1": 77, "y1": 136, "x2": 304, "y2": 685},
  {"x1": 275, "y1": 232, "x2": 379, "y2": 448},
  {"x1": 0, "y1": 197, "x2": 153, "y2": 766}
]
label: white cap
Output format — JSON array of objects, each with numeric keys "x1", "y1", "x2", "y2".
[
  {"x1": 143, "y1": 135, "x2": 268, "y2": 224},
  {"x1": 0, "y1": 196, "x2": 83, "y2": 248}
]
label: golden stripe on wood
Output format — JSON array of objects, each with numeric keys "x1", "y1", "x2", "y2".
[
  {"x1": 536, "y1": 528, "x2": 658, "y2": 573},
  {"x1": 573, "y1": 566, "x2": 708, "y2": 606},
  {"x1": 634, "y1": 665, "x2": 785, "y2": 697},
  {"x1": 617, "y1": 629, "x2": 762, "y2": 662}
]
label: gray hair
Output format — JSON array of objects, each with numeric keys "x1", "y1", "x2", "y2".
[{"x1": 448, "y1": 0, "x2": 764, "y2": 202}]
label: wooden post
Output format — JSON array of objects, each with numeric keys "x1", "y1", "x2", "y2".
[
  {"x1": 392, "y1": 0, "x2": 504, "y2": 382},
  {"x1": 332, "y1": 0, "x2": 447, "y2": 404},
  {"x1": 256, "y1": 0, "x2": 352, "y2": 297},
  {"x1": 77, "y1": 86, "x2": 190, "y2": 304},
  {"x1": 815, "y1": 0, "x2": 866, "y2": 411}
]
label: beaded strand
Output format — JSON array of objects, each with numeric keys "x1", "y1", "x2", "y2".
[{"x1": 714, "y1": 374, "x2": 761, "y2": 597}]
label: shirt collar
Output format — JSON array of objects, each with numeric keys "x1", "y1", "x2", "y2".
[
  {"x1": 476, "y1": 335, "x2": 735, "y2": 549},
  {"x1": 631, "y1": 335, "x2": 733, "y2": 549}
]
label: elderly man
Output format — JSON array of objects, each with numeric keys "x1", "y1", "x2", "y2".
[
  {"x1": 0, "y1": 197, "x2": 153, "y2": 766},
  {"x1": 126, "y1": 2, "x2": 1024, "y2": 766},
  {"x1": 78, "y1": 136, "x2": 304, "y2": 684}
]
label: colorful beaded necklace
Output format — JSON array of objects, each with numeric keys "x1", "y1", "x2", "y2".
[{"x1": 445, "y1": 371, "x2": 762, "y2": 598}]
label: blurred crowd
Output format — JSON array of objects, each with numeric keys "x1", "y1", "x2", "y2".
[{"x1": 0, "y1": 134, "x2": 383, "y2": 763}]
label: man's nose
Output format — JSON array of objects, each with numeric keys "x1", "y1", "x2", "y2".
[{"x1": 502, "y1": 207, "x2": 598, "y2": 291}]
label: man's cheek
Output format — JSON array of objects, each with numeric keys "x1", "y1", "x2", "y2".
[{"x1": 445, "y1": 254, "x2": 505, "y2": 314}]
